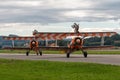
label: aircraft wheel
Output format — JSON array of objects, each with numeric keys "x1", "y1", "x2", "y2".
[
  {"x1": 83, "y1": 51, "x2": 87, "y2": 58},
  {"x1": 39, "y1": 51, "x2": 42, "y2": 56},
  {"x1": 66, "y1": 53, "x2": 70, "y2": 58},
  {"x1": 26, "y1": 51, "x2": 29, "y2": 56},
  {"x1": 36, "y1": 53, "x2": 39, "y2": 56}
]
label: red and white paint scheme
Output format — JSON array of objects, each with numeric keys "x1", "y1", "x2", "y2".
[
  {"x1": 3, "y1": 23, "x2": 117, "y2": 58},
  {"x1": 3, "y1": 36, "x2": 38, "y2": 40},
  {"x1": 33, "y1": 32, "x2": 116, "y2": 40}
]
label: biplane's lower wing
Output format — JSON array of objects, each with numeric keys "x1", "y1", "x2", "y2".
[
  {"x1": 38, "y1": 46, "x2": 69, "y2": 51},
  {"x1": 38, "y1": 45, "x2": 114, "y2": 51},
  {"x1": 3, "y1": 47, "x2": 30, "y2": 50},
  {"x1": 3, "y1": 45, "x2": 114, "y2": 51},
  {"x1": 3, "y1": 47, "x2": 69, "y2": 50},
  {"x1": 40, "y1": 45, "x2": 114, "y2": 50},
  {"x1": 82, "y1": 45, "x2": 114, "y2": 50}
]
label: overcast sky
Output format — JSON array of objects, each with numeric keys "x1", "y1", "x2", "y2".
[{"x1": 0, "y1": 0, "x2": 120, "y2": 36}]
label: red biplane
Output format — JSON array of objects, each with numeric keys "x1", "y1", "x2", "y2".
[{"x1": 3, "y1": 23, "x2": 117, "y2": 58}]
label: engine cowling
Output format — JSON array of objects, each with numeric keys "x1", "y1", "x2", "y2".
[
  {"x1": 30, "y1": 40, "x2": 38, "y2": 49},
  {"x1": 68, "y1": 37, "x2": 83, "y2": 50}
]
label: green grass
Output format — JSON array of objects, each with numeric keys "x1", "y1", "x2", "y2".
[
  {"x1": 0, "y1": 59, "x2": 120, "y2": 80},
  {"x1": 0, "y1": 49, "x2": 26, "y2": 53},
  {"x1": 74, "y1": 50, "x2": 120, "y2": 54},
  {"x1": 1, "y1": 49, "x2": 120, "y2": 54}
]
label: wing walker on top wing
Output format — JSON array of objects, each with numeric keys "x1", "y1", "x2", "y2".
[{"x1": 3, "y1": 23, "x2": 116, "y2": 58}]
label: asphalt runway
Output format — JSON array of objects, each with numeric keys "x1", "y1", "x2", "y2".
[{"x1": 0, "y1": 53, "x2": 120, "y2": 66}]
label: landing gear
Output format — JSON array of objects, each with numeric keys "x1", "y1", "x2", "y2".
[
  {"x1": 66, "y1": 50, "x2": 71, "y2": 58},
  {"x1": 83, "y1": 51, "x2": 88, "y2": 58},
  {"x1": 81, "y1": 49, "x2": 88, "y2": 58},
  {"x1": 66, "y1": 52, "x2": 70, "y2": 58},
  {"x1": 26, "y1": 51, "x2": 29, "y2": 56},
  {"x1": 36, "y1": 53, "x2": 39, "y2": 56},
  {"x1": 39, "y1": 51, "x2": 42, "y2": 56},
  {"x1": 36, "y1": 50, "x2": 42, "y2": 56}
]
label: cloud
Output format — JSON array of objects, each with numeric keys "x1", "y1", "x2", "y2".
[
  {"x1": 0, "y1": 0, "x2": 119, "y2": 24},
  {"x1": 81, "y1": 27, "x2": 120, "y2": 33},
  {"x1": 0, "y1": 22, "x2": 119, "y2": 36},
  {"x1": 0, "y1": 0, "x2": 120, "y2": 36},
  {"x1": 0, "y1": 23, "x2": 73, "y2": 36}
]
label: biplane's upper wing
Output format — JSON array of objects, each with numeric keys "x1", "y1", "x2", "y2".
[
  {"x1": 3, "y1": 36, "x2": 37, "y2": 40},
  {"x1": 33, "y1": 32, "x2": 117, "y2": 40},
  {"x1": 3, "y1": 32, "x2": 117, "y2": 41}
]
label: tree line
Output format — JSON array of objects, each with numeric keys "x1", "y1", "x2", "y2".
[{"x1": 84, "y1": 34, "x2": 120, "y2": 46}]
